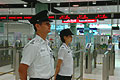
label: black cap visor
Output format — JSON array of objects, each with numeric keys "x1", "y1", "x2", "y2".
[{"x1": 37, "y1": 18, "x2": 53, "y2": 23}]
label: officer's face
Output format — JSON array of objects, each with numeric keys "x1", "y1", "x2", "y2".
[
  {"x1": 38, "y1": 21, "x2": 51, "y2": 33},
  {"x1": 64, "y1": 35, "x2": 73, "y2": 43}
]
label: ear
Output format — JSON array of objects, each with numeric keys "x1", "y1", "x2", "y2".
[{"x1": 35, "y1": 24, "x2": 40, "y2": 30}]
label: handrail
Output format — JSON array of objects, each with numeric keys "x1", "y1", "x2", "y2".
[
  {"x1": 73, "y1": 49, "x2": 85, "y2": 54},
  {"x1": 0, "y1": 47, "x2": 14, "y2": 50},
  {"x1": 104, "y1": 51, "x2": 109, "y2": 55},
  {"x1": 0, "y1": 47, "x2": 23, "y2": 50}
]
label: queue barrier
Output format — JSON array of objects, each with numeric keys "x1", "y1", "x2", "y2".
[
  {"x1": 0, "y1": 47, "x2": 23, "y2": 80},
  {"x1": 0, "y1": 47, "x2": 14, "y2": 75}
]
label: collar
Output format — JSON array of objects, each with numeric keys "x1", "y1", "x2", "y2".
[
  {"x1": 63, "y1": 43, "x2": 70, "y2": 50},
  {"x1": 35, "y1": 35, "x2": 49, "y2": 44}
]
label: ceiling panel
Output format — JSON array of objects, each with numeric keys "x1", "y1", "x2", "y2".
[
  {"x1": 0, "y1": 0, "x2": 26, "y2": 4},
  {"x1": 0, "y1": 8, "x2": 35, "y2": 15},
  {"x1": 54, "y1": 5, "x2": 119, "y2": 14},
  {"x1": 38, "y1": 0, "x2": 111, "y2": 3}
]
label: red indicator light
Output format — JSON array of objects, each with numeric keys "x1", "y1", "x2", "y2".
[
  {"x1": 77, "y1": 15, "x2": 88, "y2": 19},
  {"x1": 59, "y1": 15, "x2": 70, "y2": 19},
  {"x1": 9, "y1": 17, "x2": 16, "y2": 19},
  {"x1": 24, "y1": 17, "x2": 32, "y2": 19},
  {"x1": 16, "y1": 17, "x2": 22, "y2": 19},
  {"x1": 49, "y1": 16, "x2": 54, "y2": 19},
  {"x1": 62, "y1": 19, "x2": 97, "y2": 23},
  {"x1": 0, "y1": 17, "x2": 6, "y2": 19},
  {"x1": 95, "y1": 14, "x2": 108, "y2": 19}
]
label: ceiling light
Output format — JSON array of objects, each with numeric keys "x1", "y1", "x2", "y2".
[
  {"x1": 73, "y1": 5, "x2": 79, "y2": 7},
  {"x1": 65, "y1": 8, "x2": 68, "y2": 10},
  {"x1": 97, "y1": 8, "x2": 100, "y2": 10},
  {"x1": 71, "y1": 12, "x2": 73, "y2": 14},
  {"x1": 24, "y1": 4, "x2": 27, "y2": 7},
  {"x1": 93, "y1": 1, "x2": 96, "y2": 4},
  {"x1": 47, "y1": 0, "x2": 50, "y2": 1},
  {"x1": 20, "y1": 13, "x2": 23, "y2": 15},
  {"x1": 57, "y1": 3, "x2": 60, "y2": 6}
]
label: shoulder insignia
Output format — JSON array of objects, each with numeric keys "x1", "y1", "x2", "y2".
[
  {"x1": 61, "y1": 47, "x2": 64, "y2": 48},
  {"x1": 30, "y1": 40, "x2": 35, "y2": 44},
  {"x1": 68, "y1": 51, "x2": 70, "y2": 53},
  {"x1": 50, "y1": 50, "x2": 52, "y2": 52}
]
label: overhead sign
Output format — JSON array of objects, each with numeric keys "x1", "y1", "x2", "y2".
[
  {"x1": 0, "y1": 15, "x2": 32, "y2": 20},
  {"x1": 0, "y1": 13, "x2": 120, "y2": 21},
  {"x1": 62, "y1": 19, "x2": 97, "y2": 23},
  {"x1": 56, "y1": 14, "x2": 109, "y2": 20}
]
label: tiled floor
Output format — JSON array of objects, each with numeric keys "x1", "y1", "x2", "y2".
[{"x1": 0, "y1": 44, "x2": 120, "y2": 80}]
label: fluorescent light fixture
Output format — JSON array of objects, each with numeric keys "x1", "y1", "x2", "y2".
[
  {"x1": 89, "y1": 30, "x2": 92, "y2": 33},
  {"x1": 20, "y1": 13, "x2": 23, "y2": 15},
  {"x1": 97, "y1": 8, "x2": 100, "y2": 10},
  {"x1": 65, "y1": 8, "x2": 68, "y2": 10},
  {"x1": 24, "y1": 4, "x2": 27, "y2": 7},
  {"x1": 93, "y1": 1, "x2": 96, "y2": 4},
  {"x1": 73, "y1": 5, "x2": 79, "y2": 7},
  {"x1": 47, "y1": 0, "x2": 50, "y2": 1},
  {"x1": 71, "y1": 12, "x2": 73, "y2": 14},
  {"x1": 57, "y1": 3, "x2": 60, "y2": 6}
]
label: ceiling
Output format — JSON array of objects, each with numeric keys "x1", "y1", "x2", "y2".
[
  {"x1": 0, "y1": 0, "x2": 26, "y2": 4},
  {"x1": 0, "y1": 0, "x2": 120, "y2": 24},
  {"x1": 0, "y1": 0, "x2": 119, "y2": 14}
]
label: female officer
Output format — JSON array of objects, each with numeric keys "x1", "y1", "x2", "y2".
[{"x1": 54, "y1": 29, "x2": 74, "y2": 80}]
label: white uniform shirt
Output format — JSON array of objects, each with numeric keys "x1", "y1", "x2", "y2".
[
  {"x1": 20, "y1": 35, "x2": 54, "y2": 79},
  {"x1": 58, "y1": 43, "x2": 73, "y2": 76}
]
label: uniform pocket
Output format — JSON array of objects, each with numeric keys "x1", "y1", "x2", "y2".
[{"x1": 39, "y1": 51, "x2": 50, "y2": 66}]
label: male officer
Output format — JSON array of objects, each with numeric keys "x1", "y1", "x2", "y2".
[{"x1": 19, "y1": 10, "x2": 54, "y2": 80}]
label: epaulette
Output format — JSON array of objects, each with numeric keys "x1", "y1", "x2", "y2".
[
  {"x1": 61, "y1": 46, "x2": 64, "y2": 49},
  {"x1": 24, "y1": 40, "x2": 35, "y2": 49},
  {"x1": 68, "y1": 51, "x2": 70, "y2": 53},
  {"x1": 30, "y1": 40, "x2": 35, "y2": 44}
]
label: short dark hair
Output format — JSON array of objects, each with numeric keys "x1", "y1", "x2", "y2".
[
  {"x1": 60, "y1": 35, "x2": 69, "y2": 43},
  {"x1": 33, "y1": 22, "x2": 42, "y2": 32},
  {"x1": 60, "y1": 36, "x2": 65, "y2": 43},
  {"x1": 60, "y1": 29, "x2": 74, "y2": 43}
]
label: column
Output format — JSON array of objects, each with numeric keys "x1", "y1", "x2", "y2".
[
  {"x1": 70, "y1": 23, "x2": 77, "y2": 35},
  {"x1": 0, "y1": 23, "x2": 4, "y2": 33},
  {"x1": 35, "y1": 3, "x2": 48, "y2": 13}
]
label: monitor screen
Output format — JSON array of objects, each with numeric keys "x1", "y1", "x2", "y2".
[
  {"x1": 86, "y1": 43, "x2": 91, "y2": 48},
  {"x1": 108, "y1": 45, "x2": 112, "y2": 48}
]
